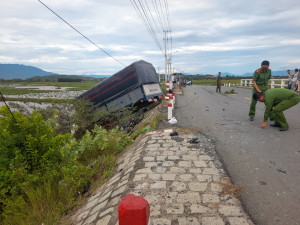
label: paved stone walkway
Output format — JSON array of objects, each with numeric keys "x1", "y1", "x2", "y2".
[{"x1": 71, "y1": 130, "x2": 254, "y2": 225}]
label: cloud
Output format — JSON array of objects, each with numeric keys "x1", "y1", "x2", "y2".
[{"x1": 1, "y1": 0, "x2": 300, "y2": 75}]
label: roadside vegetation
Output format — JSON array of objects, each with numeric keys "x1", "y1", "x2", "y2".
[{"x1": 0, "y1": 95, "x2": 164, "y2": 225}]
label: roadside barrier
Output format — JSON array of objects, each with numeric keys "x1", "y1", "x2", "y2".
[
  {"x1": 240, "y1": 79, "x2": 288, "y2": 88},
  {"x1": 168, "y1": 102, "x2": 173, "y2": 120},
  {"x1": 119, "y1": 193, "x2": 150, "y2": 225}
]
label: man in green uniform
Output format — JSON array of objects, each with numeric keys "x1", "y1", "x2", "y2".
[
  {"x1": 253, "y1": 89, "x2": 300, "y2": 131},
  {"x1": 216, "y1": 72, "x2": 221, "y2": 93},
  {"x1": 249, "y1": 60, "x2": 272, "y2": 121}
]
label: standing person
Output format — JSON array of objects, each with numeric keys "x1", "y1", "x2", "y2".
[
  {"x1": 253, "y1": 89, "x2": 300, "y2": 131},
  {"x1": 291, "y1": 69, "x2": 298, "y2": 91},
  {"x1": 287, "y1": 69, "x2": 293, "y2": 90},
  {"x1": 216, "y1": 72, "x2": 221, "y2": 93},
  {"x1": 249, "y1": 60, "x2": 272, "y2": 121}
]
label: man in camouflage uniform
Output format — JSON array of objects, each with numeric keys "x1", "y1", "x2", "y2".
[{"x1": 249, "y1": 60, "x2": 272, "y2": 121}]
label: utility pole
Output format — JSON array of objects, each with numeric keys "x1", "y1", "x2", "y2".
[
  {"x1": 164, "y1": 31, "x2": 169, "y2": 84},
  {"x1": 157, "y1": 66, "x2": 161, "y2": 83}
]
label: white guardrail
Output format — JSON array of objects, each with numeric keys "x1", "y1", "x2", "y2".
[{"x1": 238, "y1": 79, "x2": 288, "y2": 88}]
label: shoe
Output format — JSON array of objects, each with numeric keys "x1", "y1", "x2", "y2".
[
  {"x1": 279, "y1": 126, "x2": 289, "y2": 131},
  {"x1": 270, "y1": 123, "x2": 281, "y2": 128},
  {"x1": 249, "y1": 117, "x2": 254, "y2": 121}
]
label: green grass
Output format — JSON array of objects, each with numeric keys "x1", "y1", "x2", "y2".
[{"x1": 192, "y1": 79, "x2": 241, "y2": 86}]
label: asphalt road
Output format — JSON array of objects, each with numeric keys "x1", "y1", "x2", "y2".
[{"x1": 175, "y1": 85, "x2": 300, "y2": 225}]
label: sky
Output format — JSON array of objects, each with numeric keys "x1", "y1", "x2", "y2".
[{"x1": 1, "y1": 0, "x2": 300, "y2": 76}]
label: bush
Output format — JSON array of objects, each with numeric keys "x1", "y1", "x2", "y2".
[{"x1": 0, "y1": 106, "x2": 133, "y2": 224}]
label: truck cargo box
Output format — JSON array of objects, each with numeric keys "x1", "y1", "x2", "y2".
[{"x1": 78, "y1": 60, "x2": 163, "y2": 111}]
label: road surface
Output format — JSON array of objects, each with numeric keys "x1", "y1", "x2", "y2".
[{"x1": 175, "y1": 85, "x2": 300, "y2": 225}]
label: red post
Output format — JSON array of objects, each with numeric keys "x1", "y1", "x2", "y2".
[{"x1": 119, "y1": 194, "x2": 150, "y2": 225}]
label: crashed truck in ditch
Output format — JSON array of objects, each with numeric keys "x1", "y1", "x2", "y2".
[{"x1": 78, "y1": 60, "x2": 164, "y2": 111}]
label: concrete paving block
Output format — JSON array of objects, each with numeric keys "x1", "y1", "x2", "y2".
[
  {"x1": 148, "y1": 173, "x2": 161, "y2": 180},
  {"x1": 188, "y1": 182, "x2": 207, "y2": 192},
  {"x1": 190, "y1": 204, "x2": 214, "y2": 214},
  {"x1": 133, "y1": 174, "x2": 147, "y2": 182},
  {"x1": 169, "y1": 167, "x2": 186, "y2": 174},
  {"x1": 157, "y1": 155, "x2": 167, "y2": 161},
  {"x1": 168, "y1": 155, "x2": 180, "y2": 160},
  {"x1": 162, "y1": 174, "x2": 177, "y2": 181},
  {"x1": 85, "y1": 197, "x2": 99, "y2": 211},
  {"x1": 202, "y1": 216, "x2": 225, "y2": 225},
  {"x1": 136, "y1": 168, "x2": 153, "y2": 173},
  {"x1": 163, "y1": 192, "x2": 178, "y2": 204},
  {"x1": 178, "y1": 217, "x2": 199, "y2": 225},
  {"x1": 145, "y1": 162, "x2": 158, "y2": 167},
  {"x1": 218, "y1": 205, "x2": 245, "y2": 216},
  {"x1": 165, "y1": 203, "x2": 184, "y2": 214},
  {"x1": 99, "y1": 207, "x2": 114, "y2": 218},
  {"x1": 75, "y1": 210, "x2": 90, "y2": 222},
  {"x1": 171, "y1": 182, "x2": 187, "y2": 191},
  {"x1": 162, "y1": 150, "x2": 175, "y2": 156},
  {"x1": 111, "y1": 185, "x2": 127, "y2": 198},
  {"x1": 178, "y1": 161, "x2": 192, "y2": 168},
  {"x1": 98, "y1": 191, "x2": 112, "y2": 204},
  {"x1": 177, "y1": 192, "x2": 201, "y2": 204},
  {"x1": 182, "y1": 155, "x2": 196, "y2": 161},
  {"x1": 90, "y1": 200, "x2": 108, "y2": 215},
  {"x1": 203, "y1": 168, "x2": 219, "y2": 175},
  {"x1": 196, "y1": 174, "x2": 212, "y2": 182},
  {"x1": 178, "y1": 174, "x2": 194, "y2": 182},
  {"x1": 82, "y1": 212, "x2": 98, "y2": 225},
  {"x1": 150, "y1": 181, "x2": 167, "y2": 189},
  {"x1": 211, "y1": 183, "x2": 223, "y2": 192},
  {"x1": 189, "y1": 168, "x2": 203, "y2": 174},
  {"x1": 152, "y1": 218, "x2": 172, "y2": 225},
  {"x1": 227, "y1": 217, "x2": 251, "y2": 225},
  {"x1": 150, "y1": 205, "x2": 161, "y2": 216},
  {"x1": 143, "y1": 156, "x2": 155, "y2": 161},
  {"x1": 162, "y1": 161, "x2": 175, "y2": 167},
  {"x1": 202, "y1": 194, "x2": 220, "y2": 203},
  {"x1": 194, "y1": 160, "x2": 207, "y2": 167},
  {"x1": 95, "y1": 215, "x2": 111, "y2": 225},
  {"x1": 155, "y1": 166, "x2": 167, "y2": 173},
  {"x1": 116, "y1": 179, "x2": 128, "y2": 189}
]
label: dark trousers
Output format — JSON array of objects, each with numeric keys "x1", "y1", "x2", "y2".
[{"x1": 216, "y1": 85, "x2": 221, "y2": 92}]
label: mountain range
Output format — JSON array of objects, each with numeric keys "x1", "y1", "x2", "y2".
[
  {"x1": 0, "y1": 64, "x2": 110, "y2": 80},
  {"x1": 0, "y1": 63, "x2": 288, "y2": 80}
]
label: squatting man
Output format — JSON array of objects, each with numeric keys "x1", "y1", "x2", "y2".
[{"x1": 253, "y1": 88, "x2": 300, "y2": 131}]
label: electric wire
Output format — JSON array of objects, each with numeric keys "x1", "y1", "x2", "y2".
[
  {"x1": 37, "y1": 0, "x2": 126, "y2": 66},
  {"x1": 137, "y1": 0, "x2": 163, "y2": 51},
  {"x1": 130, "y1": 0, "x2": 163, "y2": 53}
]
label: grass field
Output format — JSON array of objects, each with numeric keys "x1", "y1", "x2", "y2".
[
  {"x1": 192, "y1": 79, "x2": 241, "y2": 86},
  {"x1": 0, "y1": 81, "x2": 99, "y2": 95}
]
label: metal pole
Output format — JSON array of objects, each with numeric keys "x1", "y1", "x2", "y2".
[{"x1": 164, "y1": 31, "x2": 168, "y2": 84}]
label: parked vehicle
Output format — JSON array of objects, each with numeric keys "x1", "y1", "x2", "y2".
[{"x1": 78, "y1": 60, "x2": 163, "y2": 112}]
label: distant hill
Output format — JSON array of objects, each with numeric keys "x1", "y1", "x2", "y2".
[
  {"x1": 0, "y1": 64, "x2": 54, "y2": 79},
  {"x1": 242, "y1": 70, "x2": 288, "y2": 77}
]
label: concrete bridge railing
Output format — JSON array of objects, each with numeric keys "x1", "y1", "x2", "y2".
[{"x1": 240, "y1": 79, "x2": 288, "y2": 88}]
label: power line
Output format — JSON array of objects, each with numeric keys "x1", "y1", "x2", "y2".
[
  {"x1": 37, "y1": 0, "x2": 126, "y2": 66},
  {"x1": 137, "y1": 0, "x2": 163, "y2": 50},
  {"x1": 151, "y1": 0, "x2": 166, "y2": 32}
]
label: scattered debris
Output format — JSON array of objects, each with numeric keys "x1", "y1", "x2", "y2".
[
  {"x1": 170, "y1": 131, "x2": 179, "y2": 136},
  {"x1": 258, "y1": 181, "x2": 267, "y2": 185},
  {"x1": 277, "y1": 168, "x2": 287, "y2": 174},
  {"x1": 188, "y1": 138, "x2": 199, "y2": 144},
  {"x1": 168, "y1": 117, "x2": 177, "y2": 124}
]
